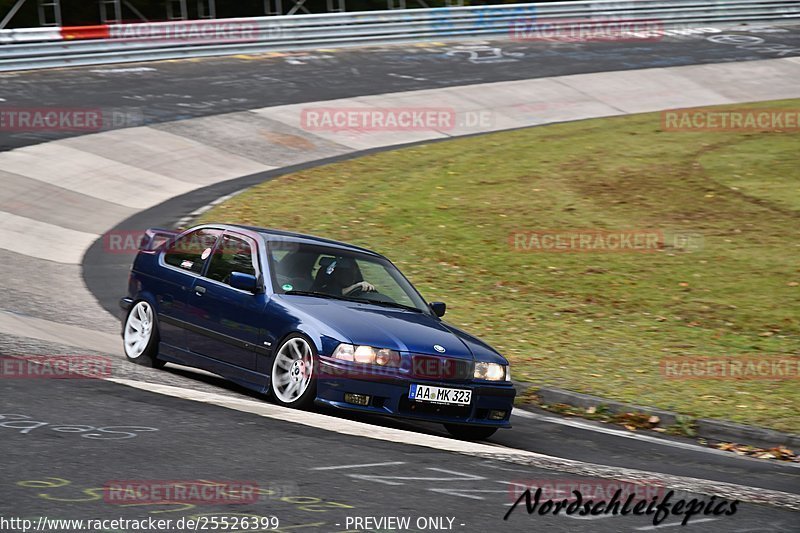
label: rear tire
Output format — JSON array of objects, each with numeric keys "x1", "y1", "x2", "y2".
[
  {"x1": 123, "y1": 301, "x2": 165, "y2": 369},
  {"x1": 444, "y1": 424, "x2": 498, "y2": 441}
]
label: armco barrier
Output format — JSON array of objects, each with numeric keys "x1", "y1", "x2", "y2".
[{"x1": 0, "y1": 0, "x2": 798, "y2": 71}]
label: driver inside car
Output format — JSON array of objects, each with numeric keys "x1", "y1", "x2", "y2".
[{"x1": 314, "y1": 256, "x2": 376, "y2": 296}]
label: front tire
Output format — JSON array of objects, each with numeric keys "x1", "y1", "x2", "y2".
[
  {"x1": 123, "y1": 301, "x2": 165, "y2": 369},
  {"x1": 444, "y1": 424, "x2": 498, "y2": 441},
  {"x1": 269, "y1": 334, "x2": 317, "y2": 408}
]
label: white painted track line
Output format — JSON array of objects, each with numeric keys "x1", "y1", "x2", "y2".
[
  {"x1": 312, "y1": 462, "x2": 408, "y2": 470},
  {"x1": 512, "y1": 409, "x2": 800, "y2": 467}
]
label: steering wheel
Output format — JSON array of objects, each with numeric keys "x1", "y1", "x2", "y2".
[
  {"x1": 345, "y1": 285, "x2": 367, "y2": 297},
  {"x1": 346, "y1": 288, "x2": 401, "y2": 306}
]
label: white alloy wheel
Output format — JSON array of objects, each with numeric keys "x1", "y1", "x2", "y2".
[
  {"x1": 271, "y1": 337, "x2": 315, "y2": 404},
  {"x1": 124, "y1": 301, "x2": 154, "y2": 360}
]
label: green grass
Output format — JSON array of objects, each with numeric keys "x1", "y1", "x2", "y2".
[{"x1": 200, "y1": 100, "x2": 800, "y2": 433}]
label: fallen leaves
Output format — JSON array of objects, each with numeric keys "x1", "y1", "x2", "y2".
[
  {"x1": 715, "y1": 443, "x2": 798, "y2": 462},
  {"x1": 535, "y1": 402, "x2": 795, "y2": 463},
  {"x1": 612, "y1": 412, "x2": 660, "y2": 431}
]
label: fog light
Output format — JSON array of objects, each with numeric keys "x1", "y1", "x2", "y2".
[
  {"x1": 488, "y1": 410, "x2": 507, "y2": 420},
  {"x1": 344, "y1": 393, "x2": 370, "y2": 406}
]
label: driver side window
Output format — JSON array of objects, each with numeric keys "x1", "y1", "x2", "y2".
[{"x1": 206, "y1": 234, "x2": 256, "y2": 286}]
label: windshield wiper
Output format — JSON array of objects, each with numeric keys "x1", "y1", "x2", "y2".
[
  {"x1": 286, "y1": 290, "x2": 424, "y2": 313},
  {"x1": 284, "y1": 290, "x2": 350, "y2": 301},
  {"x1": 347, "y1": 298, "x2": 424, "y2": 313}
]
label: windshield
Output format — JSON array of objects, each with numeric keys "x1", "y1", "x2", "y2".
[{"x1": 267, "y1": 240, "x2": 429, "y2": 313}]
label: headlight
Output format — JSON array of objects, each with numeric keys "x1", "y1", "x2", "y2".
[
  {"x1": 474, "y1": 362, "x2": 509, "y2": 381},
  {"x1": 332, "y1": 344, "x2": 400, "y2": 367}
]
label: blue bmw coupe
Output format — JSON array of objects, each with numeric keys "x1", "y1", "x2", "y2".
[{"x1": 121, "y1": 224, "x2": 515, "y2": 440}]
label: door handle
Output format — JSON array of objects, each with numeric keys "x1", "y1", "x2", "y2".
[{"x1": 195, "y1": 286, "x2": 206, "y2": 295}]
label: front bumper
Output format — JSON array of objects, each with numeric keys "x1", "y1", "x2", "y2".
[
  {"x1": 120, "y1": 297, "x2": 133, "y2": 312},
  {"x1": 315, "y1": 357, "x2": 515, "y2": 428}
]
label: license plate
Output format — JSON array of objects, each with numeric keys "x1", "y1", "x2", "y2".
[{"x1": 408, "y1": 384, "x2": 472, "y2": 406}]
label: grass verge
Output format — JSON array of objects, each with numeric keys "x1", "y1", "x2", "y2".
[{"x1": 200, "y1": 100, "x2": 799, "y2": 432}]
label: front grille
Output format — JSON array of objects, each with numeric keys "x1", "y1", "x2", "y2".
[{"x1": 410, "y1": 355, "x2": 471, "y2": 381}]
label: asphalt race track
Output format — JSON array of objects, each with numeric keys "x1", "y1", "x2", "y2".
[
  {"x1": 1, "y1": 21, "x2": 799, "y2": 533},
  {"x1": 2, "y1": 377, "x2": 799, "y2": 532},
  {"x1": 1, "y1": 25, "x2": 800, "y2": 150}
]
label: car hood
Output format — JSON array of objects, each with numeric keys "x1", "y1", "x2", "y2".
[{"x1": 276, "y1": 295, "x2": 497, "y2": 360}]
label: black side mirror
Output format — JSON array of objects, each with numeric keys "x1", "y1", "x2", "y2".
[
  {"x1": 230, "y1": 272, "x2": 259, "y2": 293},
  {"x1": 429, "y1": 302, "x2": 446, "y2": 317}
]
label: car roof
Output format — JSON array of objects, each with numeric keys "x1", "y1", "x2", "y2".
[{"x1": 222, "y1": 224, "x2": 383, "y2": 257}]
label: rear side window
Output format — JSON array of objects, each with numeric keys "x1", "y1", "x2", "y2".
[
  {"x1": 206, "y1": 234, "x2": 257, "y2": 286},
  {"x1": 163, "y1": 228, "x2": 221, "y2": 274}
]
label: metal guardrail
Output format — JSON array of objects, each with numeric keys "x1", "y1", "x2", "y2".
[{"x1": 0, "y1": 0, "x2": 798, "y2": 71}]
